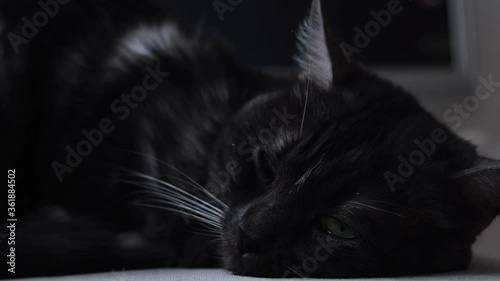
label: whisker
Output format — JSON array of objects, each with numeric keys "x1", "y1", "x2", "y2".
[
  {"x1": 363, "y1": 199, "x2": 420, "y2": 213},
  {"x1": 118, "y1": 170, "x2": 224, "y2": 216},
  {"x1": 112, "y1": 149, "x2": 229, "y2": 210},
  {"x1": 125, "y1": 176, "x2": 224, "y2": 218},
  {"x1": 122, "y1": 181, "x2": 224, "y2": 226},
  {"x1": 134, "y1": 202, "x2": 221, "y2": 230},
  {"x1": 300, "y1": 81, "x2": 310, "y2": 137},
  {"x1": 350, "y1": 201, "x2": 403, "y2": 218},
  {"x1": 118, "y1": 171, "x2": 226, "y2": 231},
  {"x1": 166, "y1": 175, "x2": 222, "y2": 199},
  {"x1": 126, "y1": 179, "x2": 224, "y2": 223},
  {"x1": 287, "y1": 266, "x2": 305, "y2": 278},
  {"x1": 144, "y1": 197, "x2": 222, "y2": 225}
]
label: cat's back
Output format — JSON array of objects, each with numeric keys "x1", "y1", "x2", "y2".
[
  {"x1": 4, "y1": 0, "x2": 240, "y2": 222},
  {"x1": 1, "y1": 2, "x2": 242, "y2": 276}
]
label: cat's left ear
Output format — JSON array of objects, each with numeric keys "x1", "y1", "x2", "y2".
[
  {"x1": 295, "y1": 0, "x2": 357, "y2": 90},
  {"x1": 453, "y1": 157, "x2": 500, "y2": 217}
]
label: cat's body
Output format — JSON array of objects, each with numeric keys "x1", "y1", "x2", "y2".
[
  {"x1": 3, "y1": 0, "x2": 256, "y2": 275},
  {"x1": 2, "y1": 0, "x2": 500, "y2": 279}
]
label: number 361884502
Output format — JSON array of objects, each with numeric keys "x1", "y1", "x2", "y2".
[{"x1": 8, "y1": 170, "x2": 16, "y2": 215}]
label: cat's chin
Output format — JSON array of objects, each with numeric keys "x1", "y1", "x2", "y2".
[
  {"x1": 224, "y1": 252, "x2": 287, "y2": 278},
  {"x1": 226, "y1": 261, "x2": 281, "y2": 278},
  {"x1": 222, "y1": 214, "x2": 291, "y2": 277}
]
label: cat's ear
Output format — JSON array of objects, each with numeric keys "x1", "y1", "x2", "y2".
[
  {"x1": 295, "y1": 0, "x2": 357, "y2": 90},
  {"x1": 453, "y1": 157, "x2": 500, "y2": 218}
]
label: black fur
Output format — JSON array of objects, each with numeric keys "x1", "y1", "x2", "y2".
[{"x1": 2, "y1": 0, "x2": 499, "y2": 278}]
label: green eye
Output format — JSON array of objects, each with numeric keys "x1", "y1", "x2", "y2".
[{"x1": 321, "y1": 216, "x2": 357, "y2": 239}]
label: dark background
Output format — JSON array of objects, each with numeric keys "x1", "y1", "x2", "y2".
[{"x1": 152, "y1": 0, "x2": 451, "y2": 67}]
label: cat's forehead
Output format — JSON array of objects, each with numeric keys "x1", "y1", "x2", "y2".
[{"x1": 273, "y1": 114, "x2": 448, "y2": 195}]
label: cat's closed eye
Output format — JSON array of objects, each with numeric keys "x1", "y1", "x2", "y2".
[{"x1": 254, "y1": 149, "x2": 276, "y2": 185}]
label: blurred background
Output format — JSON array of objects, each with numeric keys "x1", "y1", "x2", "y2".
[
  {"x1": 155, "y1": 0, "x2": 451, "y2": 66},
  {"x1": 153, "y1": 0, "x2": 500, "y2": 260}
]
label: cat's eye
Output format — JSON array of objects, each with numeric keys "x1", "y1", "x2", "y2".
[
  {"x1": 254, "y1": 149, "x2": 275, "y2": 183},
  {"x1": 321, "y1": 216, "x2": 357, "y2": 239}
]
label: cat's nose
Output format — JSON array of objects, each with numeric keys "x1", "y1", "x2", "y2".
[{"x1": 238, "y1": 226, "x2": 260, "y2": 255}]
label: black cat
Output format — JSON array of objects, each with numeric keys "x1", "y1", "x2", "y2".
[{"x1": 2, "y1": 0, "x2": 499, "y2": 278}]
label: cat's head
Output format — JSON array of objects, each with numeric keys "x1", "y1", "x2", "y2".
[{"x1": 209, "y1": 0, "x2": 500, "y2": 277}]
